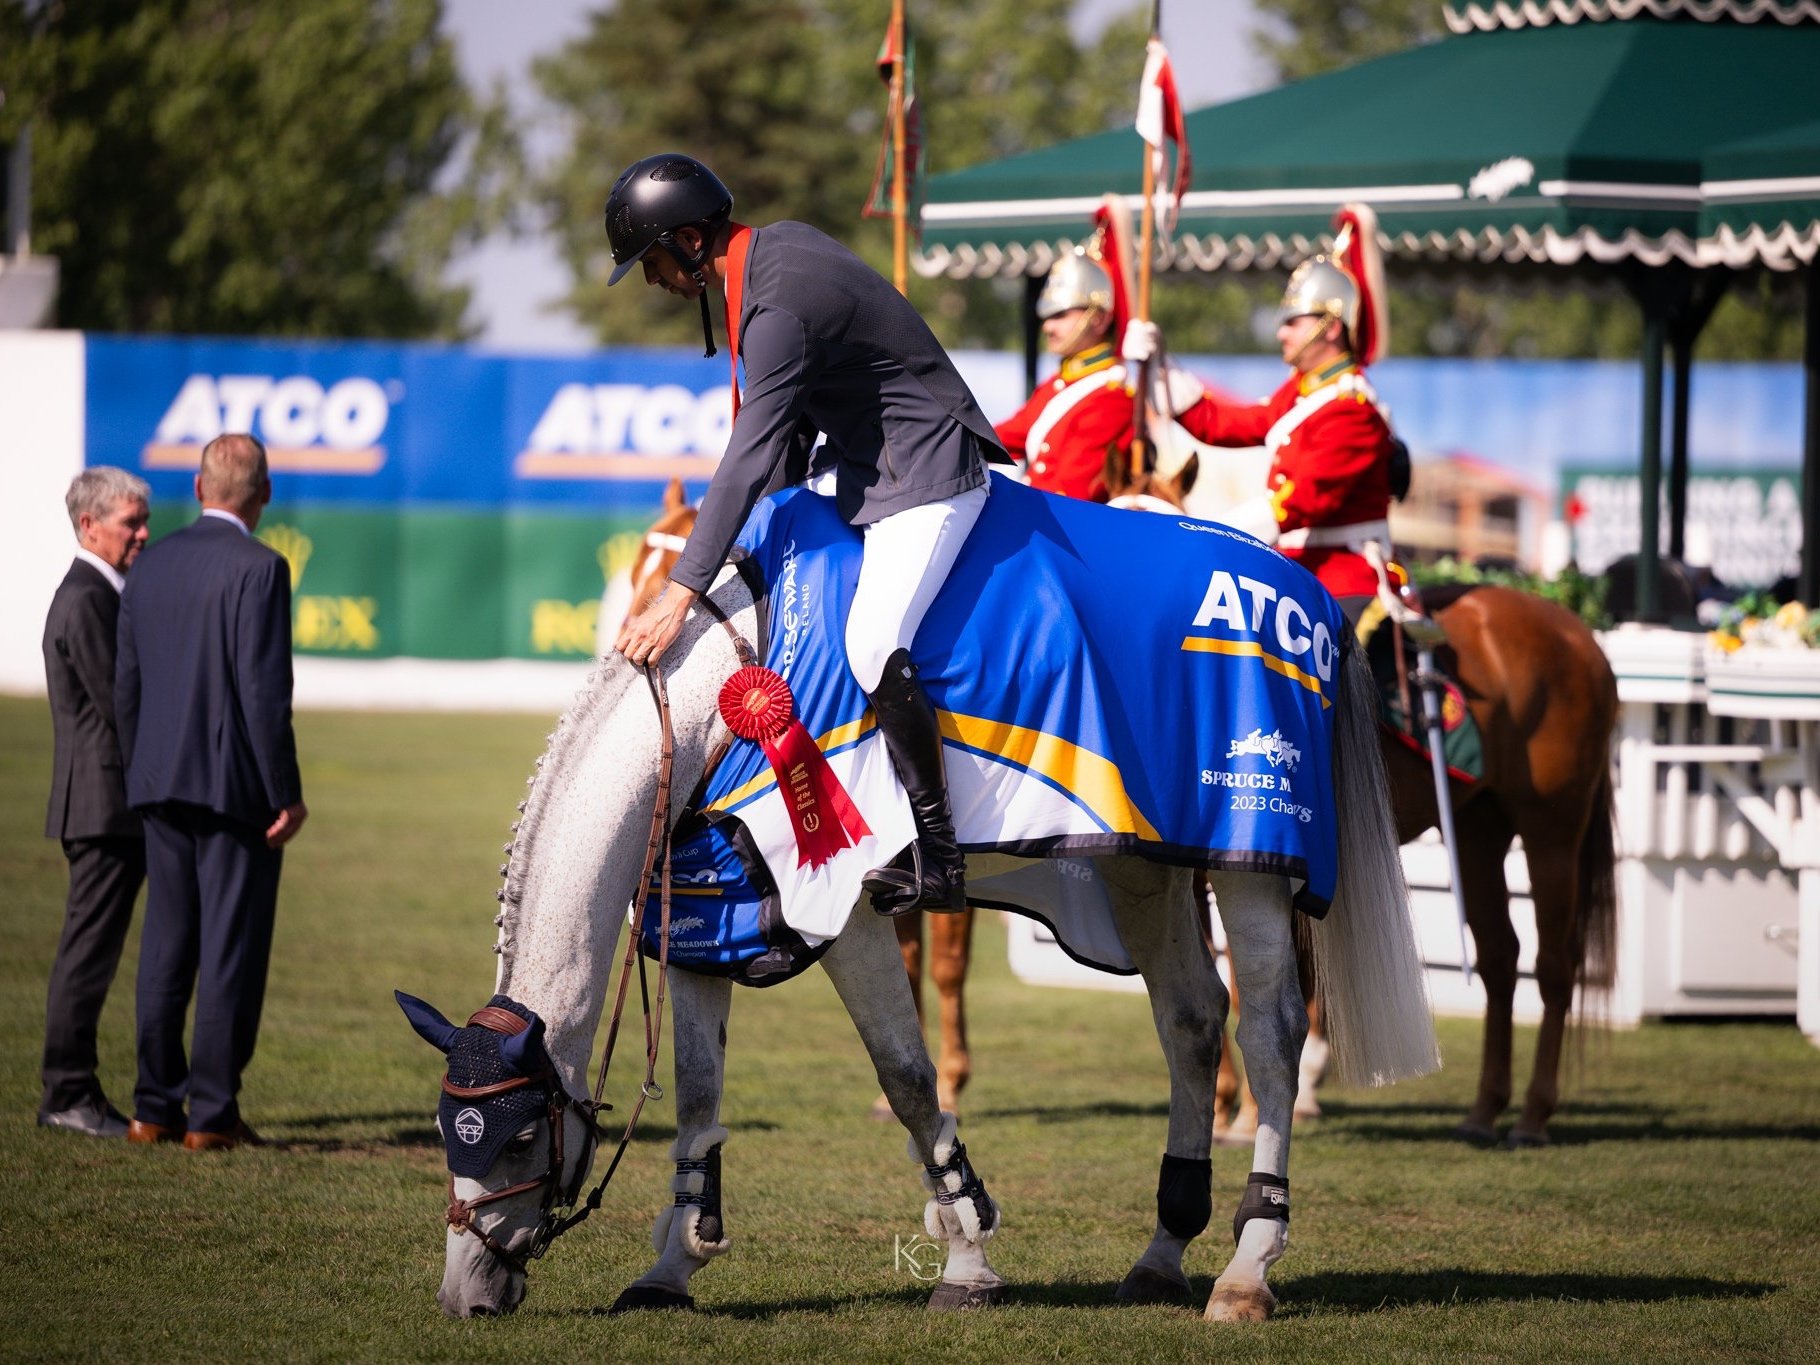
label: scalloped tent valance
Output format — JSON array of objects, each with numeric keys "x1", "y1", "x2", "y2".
[
  {"x1": 917, "y1": 17, "x2": 1820, "y2": 281},
  {"x1": 919, "y1": 221, "x2": 1820, "y2": 282},
  {"x1": 1444, "y1": 0, "x2": 1820, "y2": 33}
]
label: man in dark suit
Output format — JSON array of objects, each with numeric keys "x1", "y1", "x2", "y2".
[
  {"x1": 39, "y1": 467, "x2": 152, "y2": 1138},
  {"x1": 117, "y1": 433, "x2": 307, "y2": 1151},
  {"x1": 606, "y1": 154, "x2": 1003, "y2": 916}
]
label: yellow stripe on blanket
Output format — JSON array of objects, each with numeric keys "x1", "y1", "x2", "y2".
[
  {"x1": 704, "y1": 715, "x2": 875, "y2": 813},
  {"x1": 1180, "y1": 637, "x2": 1333, "y2": 708},
  {"x1": 939, "y1": 711, "x2": 1163, "y2": 841}
]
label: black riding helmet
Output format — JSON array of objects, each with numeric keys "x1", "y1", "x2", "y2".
[{"x1": 605, "y1": 153, "x2": 734, "y2": 356}]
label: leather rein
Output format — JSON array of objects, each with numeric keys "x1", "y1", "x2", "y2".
[{"x1": 443, "y1": 592, "x2": 759, "y2": 1276}]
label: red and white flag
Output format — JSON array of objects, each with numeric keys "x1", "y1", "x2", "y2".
[
  {"x1": 1134, "y1": 36, "x2": 1192, "y2": 236},
  {"x1": 862, "y1": 14, "x2": 923, "y2": 235}
]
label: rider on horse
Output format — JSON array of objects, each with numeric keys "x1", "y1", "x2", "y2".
[
  {"x1": 995, "y1": 249, "x2": 1133, "y2": 502},
  {"x1": 1123, "y1": 205, "x2": 1399, "y2": 623},
  {"x1": 605, "y1": 153, "x2": 1003, "y2": 916}
]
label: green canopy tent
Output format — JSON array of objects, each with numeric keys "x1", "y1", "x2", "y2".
[{"x1": 919, "y1": 0, "x2": 1820, "y2": 616}]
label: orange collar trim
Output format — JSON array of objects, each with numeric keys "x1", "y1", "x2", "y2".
[{"x1": 724, "y1": 223, "x2": 753, "y2": 417}]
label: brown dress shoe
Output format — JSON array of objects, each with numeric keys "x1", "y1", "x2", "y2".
[
  {"x1": 183, "y1": 1120, "x2": 266, "y2": 1152},
  {"x1": 127, "y1": 1118, "x2": 183, "y2": 1144}
]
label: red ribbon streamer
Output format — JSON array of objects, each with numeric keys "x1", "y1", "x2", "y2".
[{"x1": 718, "y1": 667, "x2": 871, "y2": 869}]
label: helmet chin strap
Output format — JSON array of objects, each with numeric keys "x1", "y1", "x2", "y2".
[
  {"x1": 1054, "y1": 308, "x2": 1108, "y2": 359},
  {"x1": 695, "y1": 285, "x2": 716, "y2": 358},
  {"x1": 659, "y1": 234, "x2": 718, "y2": 357},
  {"x1": 1285, "y1": 313, "x2": 1338, "y2": 369}
]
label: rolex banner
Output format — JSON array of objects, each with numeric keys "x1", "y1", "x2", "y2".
[{"x1": 703, "y1": 475, "x2": 1348, "y2": 920}]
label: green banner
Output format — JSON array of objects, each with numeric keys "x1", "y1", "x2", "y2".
[
  {"x1": 1559, "y1": 466, "x2": 1801, "y2": 589},
  {"x1": 144, "y1": 502, "x2": 665, "y2": 662}
]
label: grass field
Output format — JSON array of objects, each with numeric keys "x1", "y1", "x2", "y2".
[{"x1": 2, "y1": 693, "x2": 1817, "y2": 1362}]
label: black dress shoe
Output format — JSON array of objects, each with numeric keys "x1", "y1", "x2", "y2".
[{"x1": 38, "y1": 1098, "x2": 129, "y2": 1139}]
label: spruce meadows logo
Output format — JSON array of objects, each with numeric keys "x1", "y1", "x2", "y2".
[
  {"x1": 1227, "y1": 727, "x2": 1302, "y2": 772},
  {"x1": 454, "y1": 1107, "x2": 486, "y2": 1146}
]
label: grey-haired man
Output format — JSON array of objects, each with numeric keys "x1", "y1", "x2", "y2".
[{"x1": 40, "y1": 466, "x2": 151, "y2": 1137}]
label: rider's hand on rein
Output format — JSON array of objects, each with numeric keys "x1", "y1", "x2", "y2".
[{"x1": 616, "y1": 583, "x2": 699, "y2": 667}]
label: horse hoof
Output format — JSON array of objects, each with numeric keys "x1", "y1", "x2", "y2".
[
  {"x1": 1213, "y1": 1125, "x2": 1258, "y2": 1148},
  {"x1": 1454, "y1": 1120, "x2": 1499, "y2": 1146},
  {"x1": 1506, "y1": 1126, "x2": 1550, "y2": 1149},
  {"x1": 927, "y1": 1280, "x2": 1006, "y2": 1311},
  {"x1": 1205, "y1": 1280, "x2": 1276, "y2": 1322},
  {"x1": 868, "y1": 1093, "x2": 896, "y2": 1122},
  {"x1": 1115, "y1": 1264, "x2": 1193, "y2": 1305},
  {"x1": 1293, "y1": 1098, "x2": 1322, "y2": 1121},
  {"x1": 607, "y1": 1285, "x2": 695, "y2": 1315}
]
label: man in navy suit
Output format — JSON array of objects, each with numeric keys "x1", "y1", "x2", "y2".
[
  {"x1": 40, "y1": 467, "x2": 151, "y2": 1138},
  {"x1": 117, "y1": 433, "x2": 307, "y2": 1151}
]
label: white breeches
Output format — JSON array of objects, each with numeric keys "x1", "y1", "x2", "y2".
[{"x1": 845, "y1": 482, "x2": 989, "y2": 693}]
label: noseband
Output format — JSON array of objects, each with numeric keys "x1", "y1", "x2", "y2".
[{"x1": 443, "y1": 587, "x2": 762, "y2": 1279}]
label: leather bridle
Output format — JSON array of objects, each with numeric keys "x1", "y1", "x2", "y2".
[{"x1": 442, "y1": 588, "x2": 760, "y2": 1278}]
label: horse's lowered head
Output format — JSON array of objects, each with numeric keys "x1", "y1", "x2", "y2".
[{"x1": 397, "y1": 991, "x2": 601, "y2": 1317}]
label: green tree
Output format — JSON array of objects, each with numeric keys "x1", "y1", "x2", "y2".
[
  {"x1": 532, "y1": 0, "x2": 1150, "y2": 351},
  {"x1": 1251, "y1": 0, "x2": 1443, "y2": 84},
  {"x1": 0, "y1": 0, "x2": 516, "y2": 338},
  {"x1": 1246, "y1": 0, "x2": 1801, "y2": 361}
]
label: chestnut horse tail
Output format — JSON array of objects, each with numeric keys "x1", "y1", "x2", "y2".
[
  {"x1": 1574, "y1": 765, "x2": 1619, "y2": 997},
  {"x1": 1300, "y1": 640, "x2": 1442, "y2": 1087}
]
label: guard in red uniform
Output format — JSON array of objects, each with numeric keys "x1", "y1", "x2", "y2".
[
  {"x1": 1124, "y1": 205, "x2": 1395, "y2": 618},
  {"x1": 996, "y1": 250, "x2": 1133, "y2": 502}
]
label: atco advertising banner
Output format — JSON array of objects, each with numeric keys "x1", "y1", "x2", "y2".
[{"x1": 85, "y1": 336, "x2": 741, "y2": 661}]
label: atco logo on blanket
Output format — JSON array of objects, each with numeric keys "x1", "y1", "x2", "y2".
[
  {"x1": 515, "y1": 382, "x2": 734, "y2": 481},
  {"x1": 144, "y1": 373, "x2": 393, "y2": 474},
  {"x1": 1183, "y1": 569, "x2": 1338, "y2": 702}
]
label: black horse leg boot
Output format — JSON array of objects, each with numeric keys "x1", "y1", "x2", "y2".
[{"x1": 862, "y1": 650, "x2": 968, "y2": 915}]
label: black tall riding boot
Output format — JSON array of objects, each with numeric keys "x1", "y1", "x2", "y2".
[{"x1": 862, "y1": 649, "x2": 967, "y2": 915}]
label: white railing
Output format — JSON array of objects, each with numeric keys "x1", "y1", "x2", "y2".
[{"x1": 1599, "y1": 626, "x2": 1810, "y2": 1037}]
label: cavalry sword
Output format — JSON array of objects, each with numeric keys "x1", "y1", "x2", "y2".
[
  {"x1": 1362, "y1": 541, "x2": 1473, "y2": 986},
  {"x1": 1412, "y1": 637, "x2": 1474, "y2": 986}
]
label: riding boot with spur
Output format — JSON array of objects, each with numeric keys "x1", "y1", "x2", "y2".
[{"x1": 862, "y1": 650, "x2": 968, "y2": 915}]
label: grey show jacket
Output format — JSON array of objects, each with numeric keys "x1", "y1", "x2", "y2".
[{"x1": 668, "y1": 221, "x2": 1004, "y2": 595}]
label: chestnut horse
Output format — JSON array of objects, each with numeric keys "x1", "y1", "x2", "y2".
[
  {"x1": 1382, "y1": 581, "x2": 1619, "y2": 1146},
  {"x1": 1114, "y1": 450, "x2": 1620, "y2": 1148},
  {"x1": 611, "y1": 480, "x2": 977, "y2": 1115}
]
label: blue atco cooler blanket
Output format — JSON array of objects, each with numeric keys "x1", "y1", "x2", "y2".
[{"x1": 646, "y1": 473, "x2": 1348, "y2": 978}]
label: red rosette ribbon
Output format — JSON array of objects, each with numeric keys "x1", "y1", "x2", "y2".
[{"x1": 718, "y1": 666, "x2": 871, "y2": 869}]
